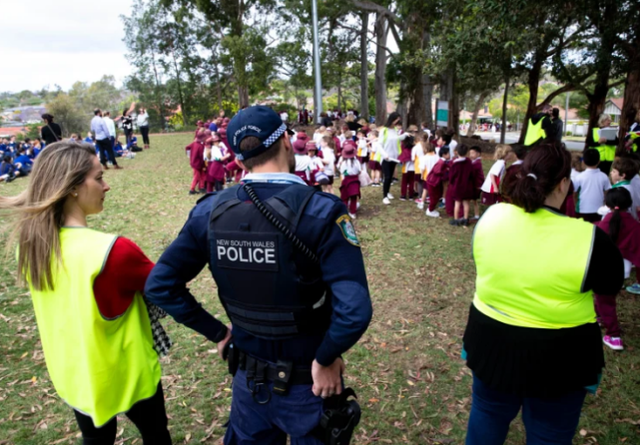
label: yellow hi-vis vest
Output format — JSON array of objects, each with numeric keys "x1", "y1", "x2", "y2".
[
  {"x1": 524, "y1": 117, "x2": 546, "y2": 146},
  {"x1": 593, "y1": 128, "x2": 616, "y2": 161},
  {"x1": 473, "y1": 204, "x2": 596, "y2": 329},
  {"x1": 28, "y1": 228, "x2": 161, "y2": 427},
  {"x1": 380, "y1": 127, "x2": 402, "y2": 156}
]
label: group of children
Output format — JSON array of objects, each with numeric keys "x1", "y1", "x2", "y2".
[
  {"x1": 76, "y1": 132, "x2": 141, "y2": 159},
  {"x1": 0, "y1": 136, "x2": 42, "y2": 183}
]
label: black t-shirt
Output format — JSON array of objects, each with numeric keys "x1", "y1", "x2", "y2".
[{"x1": 41, "y1": 122, "x2": 62, "y2": 145}]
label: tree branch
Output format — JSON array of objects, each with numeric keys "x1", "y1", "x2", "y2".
[
  {"x1": 537, "y1": 84, "x2": 576, "y2": 108},
  {"x1": 349, "y1": 0, "x2": 401, "y2": 26},
  {"x1": 335, "y1": 22, "x2": 396, "y2": 58}
]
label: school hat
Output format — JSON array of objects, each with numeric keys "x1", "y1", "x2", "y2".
[
  {"x1": 306, "y1": 141, "x2": 317, "y2": 152},
  {"x1": 342, "y1": 145, "x2": 356, "y2": 159},
  {"x1": 197, "y1": 120, "x2": 204, "y2": 127},
  {"x1": 226, "y1": 105, "x2": 288, "y2": 161},
  {"x1": 293, "y1": 138, "x2": 308, "y2": 154},
  {"x1": 204, "y1": 137, "x2": 214, "y2": 146},
  {"x1": 211, "y1": 132, "x2": 221, "y2": 142}
]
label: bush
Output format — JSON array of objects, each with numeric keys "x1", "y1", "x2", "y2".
[{"x1": 566, "y1": 131, "x2": 573, "y2": 136}]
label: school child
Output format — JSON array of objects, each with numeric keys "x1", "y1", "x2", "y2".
[
  {"x1": 0, "y1": 155, "x2": 17, "y2": 183},
  {"x1": 356, "y1": 130, "x2": 369, "y2": 169},
  {"x1": 425, "y1": 147, "x2": 451, "y2": 217},
  {"x1": 412, "y1": 134, "x2": 427, "y2": 204},
  {"x1": 480, "y1": 144, "x2": 510, "y2": 206},
  {"x1": 127, "y1": 136, "x2": 142, "y2": 152},
  {"x1": 572, "y1": 149, "x2": 611, "y2": 222},
  {"x1": 447, "y1": 145, "x2": 477, "y2": 226},
  {"x1": 367, "y1": 130, "x2": 383, "y2": 187},
  {"x1": 313, "y1": 126, "x2": 326, "y2": 146},
  {"x1": 418, "y1": 142, "x2": 441, "y2": 210},
  {"x1": 13, "y1": 149, "x2": 33, "y2": 176},
  {"x1": 500, "y1": 145, "x2": 526, "y2": 204},
  {"x1": 293, "y1": 138, "x2": 314, "y2": 185},
  {"x1": 204, "y1": 135, "x2": 231, "y2": 192},
  {"x1": 337, "y1": 144, "x2": 362, "y2": 219},
  {"x1": 563, "y1": 152, "x2": 585, "y2": 218},
  {"x1": 609, "y1": 156, "x2": 640, "y2": 220},
  {"x1": 320, "y1": 136, "x2": 337, "y2": 194},
  {"x1": 468, "y1": 146, "x2": 485, "y2": 219},
  {"x1": 186, "y1": 131, "x2": 207, "y2": 195},
  {"x1": 84, "y1": 132, "x2": 94, "y2": 144},
  {"x1": 399, "y1": 136, "x2": 416, "y2": 200},
  {"x1": 30, "y1": 139, "x2": 42, "y2": 158},
  {"x1": 593, "y1": 187, "x2": 640, "y2": 350},
  {"x1": 307, "y1": 143, "x2": 326, "y2": 187}
]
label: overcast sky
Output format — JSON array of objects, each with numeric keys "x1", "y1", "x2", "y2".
[{"x1": 0, "y1": 0, "x2": 134, "y2": 93}]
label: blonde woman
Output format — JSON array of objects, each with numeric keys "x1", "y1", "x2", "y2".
[
  {"x1": 0, "y1": 142, "x2": 172, "y2": 445},
  {"x1": 588, "y1": 113, "x2": 619, "y2": 174}
]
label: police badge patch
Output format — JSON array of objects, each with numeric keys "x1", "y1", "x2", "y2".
[{"x1": 336, "y1": 215, "x2": 361, "y2": 247}]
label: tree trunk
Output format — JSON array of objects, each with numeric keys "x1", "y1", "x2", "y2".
[
  {"x1": 466, "y1": 91, "x2": 489, "y2": 136},
  {"x1": 407, "y1": 66, "x2": 425, "y2": 126},
  {"x1": 448, "y1": 70, "x2": 459, "y2": 136},
  {"x1": 170, "y1": 47, "x2": 187, "y2": 126},
  {"x1": 374, "y1": 13, "x2": 388, "y2": 125},
  {"x1": 422, "y1": 32, "x2": 433, "y2": 129},
  {"x1": 518, "y1": 54, "x2": 543, "y2": 144},
  {"x1": 212, "y1": 48, "x2": 223, "y2": 111},
  {"x1": 360, "y1": 12, "x2": 369, "y2": 120},
  {"x1": 618, "y1": 55, "x2": 640, "y2": 154},
  {"x1": 151, "y1": 53, "x2": 165, "y2": 131},
  {"x1": 501, "y1": 75, "x2": 510, "y2": 144}
]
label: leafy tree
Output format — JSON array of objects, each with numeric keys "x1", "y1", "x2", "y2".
[{"x1": 45, "y1": 93, "x2": 87, "y2": 137}]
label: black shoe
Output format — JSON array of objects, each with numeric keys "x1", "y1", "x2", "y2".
[
  {"x1": 6, "y1": 175, "x2": 15, "y2": 183},
  {"x1": 189, "y1": 190, "x2": 197, "y2": 195},
  {"x1": 198, "y1": 188, "x2": 206, "y2": 194},
  {"x1": 460, "y1": 218, "x2": 469, "y2": 227},
  {"x1": 449, "y1": 218, "x2": 460, "y2": 226}
]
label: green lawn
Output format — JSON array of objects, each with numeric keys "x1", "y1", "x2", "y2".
[{"x1": 0, "y1": 133, "x2": 638, "y2": 444}]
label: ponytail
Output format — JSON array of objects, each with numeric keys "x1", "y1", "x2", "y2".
[
  {"x1": 506, "y1": 143, "x2": 571, "y2": 213},
  {"x1": 605, "y1": 187, "x2": 633, "y2": 245}
]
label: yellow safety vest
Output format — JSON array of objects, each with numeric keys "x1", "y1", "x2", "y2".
[
  {"x1": 524, "y1": 117, "x2": 546, "y2": 146},
  {"x1": 593, "y1": 128, "x2": 616, "y2": 161},
  {"x1": 473, "y1": 204, "x2": 596, "y2": 329},
  {"x1": 380, "y1": 127, "x2": 402, "y2": 156},
  {"x1": 28, "y1": 228, "x2": 161, "y2": 427}
]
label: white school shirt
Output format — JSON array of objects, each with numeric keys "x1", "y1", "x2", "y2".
[
  {"x1": 295, "y1": 154, "x2": 312, "y2": 173},
  {"x1": 421, "y1": 153, "x2": 440, "y2": 177},
  {"x1": 357, "y1": 138, "x2": 368, "y2": 157},
  {"x1": 370, "y1": 140, "x2": 382, "y2": 161},
  {"x1": 449, "y1": 139, "x2": 458, "y2": 152},
  {"x1": 481, "y1": 159, "x2": 506, "y2": 193},
  {"x1": 313, "y1": 132, "x2": 323, "y2": 145},
  {"x1": 338, "y1": 158, "x2": 362, "y2": 177},
  {"x1": 309, "y1": 156, "x2": 324, "y2": 172},
  {"x1": 204, "y1": 145, "x2": 223, "y2": 161},
  {"x1": 573, "y1": 168, "x2": 611, "y2": 214},
  {"x1": 570, "y1": 168, "x2": 580, "y2": 182},
  {"x1": 410, "y1": 143, "x2": 425, "y2": 173},
  {"x1": 322, "y1": 148, "x2": 336, "y2": 176},
  {"x1": 628, "y1": 175, "x2": 640, "y2": 221}
]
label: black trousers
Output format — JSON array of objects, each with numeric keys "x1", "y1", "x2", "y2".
[
  {"x1": 96, "y1": 138, "x2": 117, "y2": 166},
  {"x1": 140, "y1": 126, "x2": 150, "y2": 145},
  {"x1": 382, "y1": 160, "x2": 397, "y2": 198},
  {"x1": 73, "y1": 383, "x2": 171, "y2": 445},
  {"x1": 124, "y1": 129, "x2": 133, "y2": 147}
]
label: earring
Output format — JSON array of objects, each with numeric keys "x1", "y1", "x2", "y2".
[{"x1": 74, "y1": 193, "x2": 78, "y2": 197}]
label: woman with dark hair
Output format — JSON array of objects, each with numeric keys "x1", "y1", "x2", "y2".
[
  {"x1": 379, "y1": 111, "x2": 408, "y2": 205},
  {"x1": 464, "y1": 143, "x2": 623, "y2": 445},
  {"x1": 119, "y1": 102, "x2": 136, "y2": 147},
  {"x1": 40, "y1": 113, "x2": 62, "y2": 145}
]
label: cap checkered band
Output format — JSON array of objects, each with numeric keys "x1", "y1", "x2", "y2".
[{"x1": 263, "y1": 123, "x2": 287, "y2": 148}]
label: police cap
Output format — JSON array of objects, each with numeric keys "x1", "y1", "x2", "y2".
[{"x1": 227, "y1": 106, "x2": 287, "y2": 161}]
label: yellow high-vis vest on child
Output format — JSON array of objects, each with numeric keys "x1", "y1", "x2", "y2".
[
  {"x1": 473, "y1": 204, "x2": 596, "y2": 329},
  {"x1": 28, "y1": 228, "x2": 161, "y2": 427},
  {"x1": 592, "y1": 128, "x2": 616, "y2": 162}
]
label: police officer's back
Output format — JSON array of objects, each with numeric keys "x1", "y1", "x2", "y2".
[{"x1": 145, "y1": 106, "x2": 372, "y2": 444}]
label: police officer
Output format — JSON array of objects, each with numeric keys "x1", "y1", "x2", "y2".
[
  {"x1": 523, "y1": 104, "x2": 553, "y2": 147},
  {"x1": 145, "y1": 105, "x2": 372, "y2": 444}
]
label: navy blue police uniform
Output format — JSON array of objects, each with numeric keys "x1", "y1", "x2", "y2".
[{"x1": 145, "y1": 106, "x2": 372, "y2": 445}]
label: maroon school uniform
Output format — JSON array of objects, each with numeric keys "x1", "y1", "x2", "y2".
[
  {"x1": 340, "y1": 175, "x2": 361, "y2": 201},
  {"x1": 472, "y1": 158, "x2": 485, "y2": 200},
  {"x1": 594, "y1": 211, "x2": 640, "y2": 338},
  {"x1": 188, "y1": 141, "x2": 205, "y2": 171},
  {"x1": 446, "y1": 157, "x2": 476, "y2": 216},
  {"x1": 426, "y1": 159, "x2": 449, "y2": 212}
]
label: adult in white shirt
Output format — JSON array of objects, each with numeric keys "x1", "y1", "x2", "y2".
[
  {"x1": 136, "y1": 108, "x2": 150, "y2": 149},
  {"x1": 380, "y1": 112, "x2": 408, "y2": 205},
  {"x1": 91, "y1": 109, "x2": 121, "y2": 169},
  {"x1": 103, "y1": 111, "x2": 116, "y2": 141}
]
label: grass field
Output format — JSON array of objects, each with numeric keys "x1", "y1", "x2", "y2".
[{"x1": 0, "y1": 133, "x2": 639, "y2": 444}]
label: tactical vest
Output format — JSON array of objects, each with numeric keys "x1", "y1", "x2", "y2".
[
  {"x1": 524, "y1": 117, "x2": 547, "y2": 146},
  {"x1": 208, "y1": 184, "x2": 331, "y2": 340},
  {"x1": 473, "y1": 203, "x2": 596, "y2": 329}
]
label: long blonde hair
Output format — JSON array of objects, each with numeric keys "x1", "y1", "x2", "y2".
[{"x1": 0, "y1": 142, "x2": 97, "y2": 291}]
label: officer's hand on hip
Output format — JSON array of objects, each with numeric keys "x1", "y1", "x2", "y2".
[
  {"x1": 312, "y1": 358, "x2": 345, "y2": 398},
  {"x1": 217, "y1": 325, "x2": 232, "y2": 361}
]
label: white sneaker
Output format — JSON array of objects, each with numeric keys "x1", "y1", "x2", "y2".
[
  {"x1": 387, "y1": 193, "x2": 394, "y2": 200},
  {"x1": 356, "y1": 202, "x2": 361, "y2": 210},
  {"x1": 426, "y1": 210, "x2": 440, "y2": 218},
  {"x1": 417, "y1": 202, "x2": 424, "y2": 210},
  {"x1": 349, "y1": 213, "x2": 357, "y2": 219},
  {"x1": 383, "y1": 197, "x2": 391, "y2": 205}
]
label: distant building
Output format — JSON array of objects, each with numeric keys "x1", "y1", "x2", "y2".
[
  {"x1": 604, "y1": 98, "x2": 623, "y2": 124},
  {"x1": 1, "y1": 105, "x2": 46, "y2": 125}
]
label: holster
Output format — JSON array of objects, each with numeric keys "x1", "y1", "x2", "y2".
[
  {"x1": 312, "y1": 388, "x2": 361, "y2": 445},
  {"x1": 225, "y1": 340, "x2": 241, "y2": 377}
]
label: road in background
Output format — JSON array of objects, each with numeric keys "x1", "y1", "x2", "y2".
[{"x1": 473, "y1": 131, "x2": 585, "y2": 151}]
